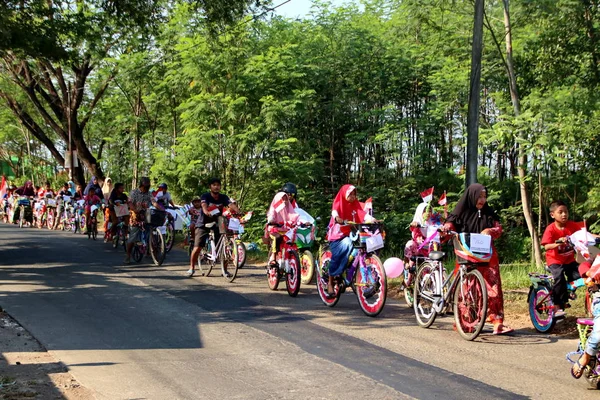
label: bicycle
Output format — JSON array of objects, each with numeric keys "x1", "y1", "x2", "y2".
[
  {"x1": 528, "y1": 235, "x2": 598, "y2": 332},
  {"x1": 266, "y1": 224, "x2": 301, "y2": 297},
  {"x1": 195, "y1": 217, "x2": 238, "y2": 282},
  {"x1": 316, "y1": 223, "x2": 387, "y2": 317},
  {"x1": 131, "y1": 208, "x2": 166, "y2": 266},
  {"x1": 224, "y1": 211, "x2": 253, "y2": 269},
  {"x1": 87, "y1": 205, "x2": 99, "y2": 240},
  {"x1": 413, "y1": 231, "x2": 489, "y2": 341},
  {"x1": 72, "y1": 200, "x2": 86, "y2": 234},
  {"x1": 566, "y1": 308, "x2": 600, "y2": 389},
  {"x1": 15, "y1": 196, "x2": 33, "y2": 228}
]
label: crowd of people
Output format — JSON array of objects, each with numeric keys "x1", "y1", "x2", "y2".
[{"x1": 2, "y1": 176, "x2": 600, "y2": 386}]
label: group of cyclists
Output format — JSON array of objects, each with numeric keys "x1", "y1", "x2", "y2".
[{"x1": 3, "y1": 175, "x2": 600, "y2": 388}]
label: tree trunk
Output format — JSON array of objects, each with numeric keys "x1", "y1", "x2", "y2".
[
  {"x1": 466, "y1": 0, "x2": 484, "y2": 187},
  {"x1": 502, "y1": 0, "x2": 544, "y2": 267}
]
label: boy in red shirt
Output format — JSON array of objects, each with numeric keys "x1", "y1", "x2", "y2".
[{"x1": 541, "y1": 200, "x2": 584, "y2": 317}]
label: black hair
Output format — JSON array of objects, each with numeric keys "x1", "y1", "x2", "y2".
[
  {"x1": 549, "y1": 200, "x2": 568, "y2": 213},
  {"x1": 208, "y1": 177, "x2": 221, "y2": 186},
  {"x1": 115, "y1": 183, "x2": 124, "y2": 190}
]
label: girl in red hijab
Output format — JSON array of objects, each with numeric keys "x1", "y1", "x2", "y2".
[{"x1": 326, "y1": 184, "x2": 373, "y2": 296}]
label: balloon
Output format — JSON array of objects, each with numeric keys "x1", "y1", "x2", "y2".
[{"x1": 383, "y1": 257, "x2": 404, "y2": 279}]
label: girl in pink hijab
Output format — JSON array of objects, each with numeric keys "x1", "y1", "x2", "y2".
[{"x1": 266, "y1": 192, "x2": 298, "y2": 265}]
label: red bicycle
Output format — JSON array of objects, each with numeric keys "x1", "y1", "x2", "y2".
[{"x1": 267, "y1": 224, "x2": 301, "y2": 297}]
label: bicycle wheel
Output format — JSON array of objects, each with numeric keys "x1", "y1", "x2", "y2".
[
  {"x1": 112, "y1": 226, "x2": 120, "y2": 249},
  {"x1": 79, "y1": 215, "x2": 86, "y2": 234},
  {"x1": 221, "y1": 237, "x2": 238, "y2": 282},
  {"x1": 453, "y1": 269, "x2": 487, "y2": 341},
  {"x1": 19, "y1": 207, "x2": 24, "y2": 228},
  {"x1": 92, "y1": 221, "x2": 98, "y2": 240},
  {"x1": 150, "y1": 228, "x2": 166, "y2": 266},
  {"x1": 47, "y1": 209, "x2": 54, "y2": 230},
  {"x1": 355, "y1": 254, "x2": 387, "y2": 317},
  {"x1": 403, "y1": 267, "x2": 415, "y2": 308},
  {"x1": 285, "y1": 250, "x2": 301, "y2": 297},
  {"x1": 316, "y1": 249, "x2": 340, "y2": 307},
  {"x1": 165, "y1": 222, "x2": 175, "y2": 253},
  {"x1": 198, "y1": 242, "x2": 214, "y2": 277},
  {"x1": 413, "y1": 262, "x2": 438, "y2": 328},
  {"x1": 237, "y1": 240, "x2": 247, "y2": 269},
  {"x1": 300, "y1": 250, "x2": 315, "y2": 285},
  {"x1": 528, "y1": 286, "x2": 555, "y2": 333},
  {"x1": 132, "y1": 245, "x2": 144, "y2": 263}
]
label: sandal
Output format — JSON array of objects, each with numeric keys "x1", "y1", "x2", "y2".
[
  {"x1": 493, "y1": 325, "x2": 514, "y2": 335},
  {"x1": 572, "y1": 359, "x2": 586, "y2": 379}
]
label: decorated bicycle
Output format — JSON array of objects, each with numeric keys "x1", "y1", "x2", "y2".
[
  {"x1": 265, "y1": 192, "x2": 302, "y2": 297},
  {"x1": 529, "y1": 229, "x2": 598, "y2": 332},
  {"x1": 316, "y1": 185, "x2": 387, "y2": 317}
]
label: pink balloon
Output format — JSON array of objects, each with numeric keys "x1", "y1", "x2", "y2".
[{"x1": 383, "y1": 257, "x2": 404, "y2": 278}]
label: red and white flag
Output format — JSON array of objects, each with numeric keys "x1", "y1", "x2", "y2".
[
  {"x1": 438, "y1": 192, "x2": 447, "y2": 206},
  {"x1": 363, "y1": 197, "x2": 373, "y2": 213},
  {"x1": 207, "y1": 205, "x2": 220, "y2": 216},
  {"x1": 420, "y1": 187, "x2": 434, "y2": 203},
  {"x1": 272, "y1": 197, "x2": 286, "y2": 213},
  {"x1": 0, "y1": 176, "x2": 6, "y2": 200}
]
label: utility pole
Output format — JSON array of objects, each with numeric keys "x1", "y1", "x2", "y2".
[{"x1": 466, "y1": 0, "x2": 484, "y2": 187}]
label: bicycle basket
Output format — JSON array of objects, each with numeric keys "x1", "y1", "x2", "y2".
[
  {"x1": 453, "y1": 233, "x2": 493, "y2": 264},
  {"x1": 146, "y1": 208, "x2": 167, "y2": 227},
  {"x1": 352, "y1": 224, "x2": 385, "y2": 251}
]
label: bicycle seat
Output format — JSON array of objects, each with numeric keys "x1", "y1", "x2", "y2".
[
  {"x1": 429, "y1": 251, "x2": 445, "y2": 261},
  {"x1": 577, "y1": 318, "x2": 594, "y2": 326},
  {"x1": 205, "y1": 222, "x2": 216, "y2": 228}
]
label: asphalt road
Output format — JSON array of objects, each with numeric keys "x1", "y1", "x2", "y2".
[{"x1": 0, "y1": 223, "x2": 595, "y2": 399}]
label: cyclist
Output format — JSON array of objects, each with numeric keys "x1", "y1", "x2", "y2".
[
  {"x1": 83, "y1": 186, "x2": 102, "y2": 234},
  {"x1": 187, "y1": 178, "x2": 239, "y2": 277},
  {"x1": 325, "y1": 184, "x2": 374, "y2": 297},
  {"x1": 154, "y1": 183, "x2": 175, "y2": 209},
  {"x1": 266, "y1": 191, "x2": 299, "y2": 266},
  {"x1": 107, "y1": 183, "x2": 130, "y2": 237},
  {"x1": 54, "y1": 183, "x2": 72, "y2": 229},
  {"x1": 124, "y1": 177, "x2": 155, "y2": 264},
  {"x1": 39, "y1": 182, "x2": 56, "y2": 198}
]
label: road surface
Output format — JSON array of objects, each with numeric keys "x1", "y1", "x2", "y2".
[{"x1": 0, "y1": 223, "x2": 594, "y2": 399}]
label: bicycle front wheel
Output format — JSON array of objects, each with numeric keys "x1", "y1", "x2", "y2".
[
  {"x1": 221, "y1": 237, "x2": 238, "y2": 282},
  {"x1": 528, "y1": 286, "x2": 555, "y2": 333},
  {"x1": 237, "y1": 240, "x2": 247, "y2": 269},
  {"x1": 453, "y1": 269, "x2": 487, "y2": 341},
  {"x1": 300, "y1": 250, "x2": 315, "y2": 285},
  {"x1": 165, "y1": 222, "x2": 175, "y2": 253},
  {"x1": 413, "y1": 262, "x2": 438, "y2": 328},
  {"x1": 355, "y1": 254, "x2": 387, "y2": 317},
  {"x1": 150, "y1": 228, "x2": 166, "y2": 266},
  {"x1": 198, "y1": 243, "x2": 214, "y2": 277},
  {"x1": 285, "y1": 250, "x2": 301, "y2": 297}
]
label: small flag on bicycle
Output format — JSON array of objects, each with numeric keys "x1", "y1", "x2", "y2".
[
  {"x1": 420, "y1": 187, "x2": 434, "y2": 203},
  {"x1": 207, "y1": 205, "x2": 220, "y2": 216},
  {"x1": 438, "y1": 192, "x2": 447, "y2": 206},
  {"x1": 273, "y1": 197, "x2": 286, "y2": 213}
]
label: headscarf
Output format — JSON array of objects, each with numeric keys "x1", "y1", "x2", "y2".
[
  {"x1": 102, "y1": 177, "x2": 113, "y2": 199},
  {"x1": 412, "y1": 202, "x2": 429, "y2": 226},
  {"x1": 84, "y1": 176, "x2": 97, "y2": 195},
  {"x1": 446, "y1": 183, "x2": 499, "y2": 233},
  {"x1": 267, "y1": 192, "x2": 298, "y2": 226},
  {"x1": 67, "y1": 181, "x2": 76, "y2": 196},
  {"x1": 331, "y1": 184, "x2": 366, "y2": 223}
]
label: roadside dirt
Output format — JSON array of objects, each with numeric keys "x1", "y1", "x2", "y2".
[{"x1": 0, "y1": 311, "x2": 93, "y2": 400}]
